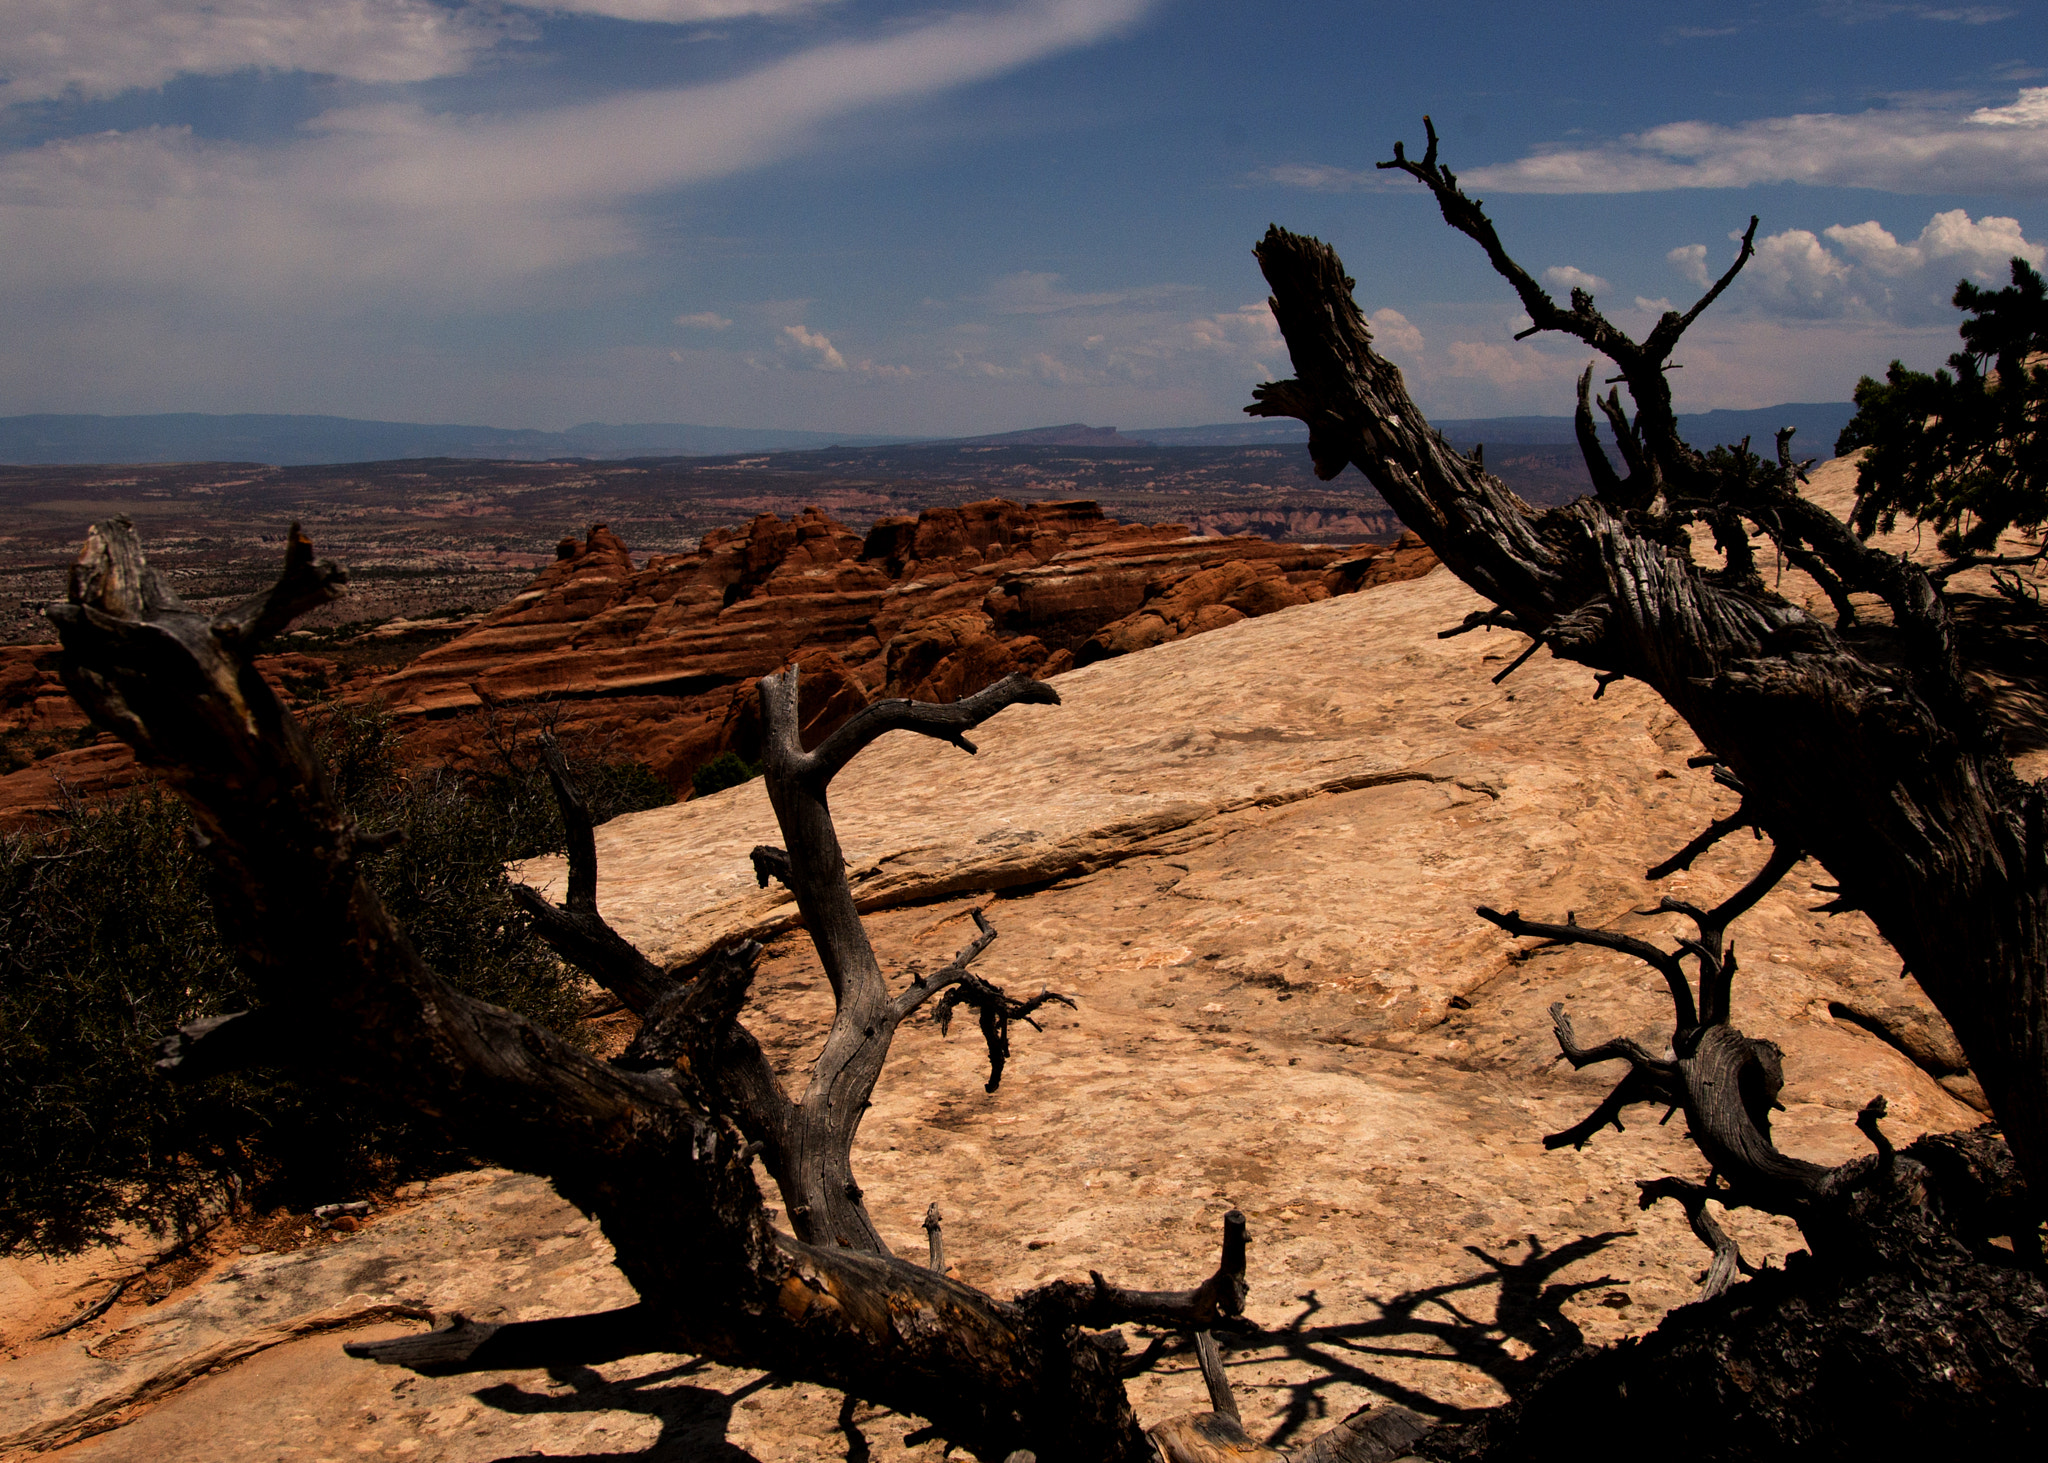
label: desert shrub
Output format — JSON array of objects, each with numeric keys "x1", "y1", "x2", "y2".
[
  {"x1": 690, "y1": 750, "x2": 761, "y2": 798},
  {"x1": 0, "y1": 702, "x2": 672, "y2": 1256}
]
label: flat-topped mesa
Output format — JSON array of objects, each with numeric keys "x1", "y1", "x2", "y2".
[{"x1": 377, "y1": 498, "x2": 1436, "y2": 791}]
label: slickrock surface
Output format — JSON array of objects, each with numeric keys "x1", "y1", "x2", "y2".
[
  {"x1": 5, "y1": 462, "x2": 1992, "y2": 1462},
  {"x1": 377, "y1": 498, "x2": 1435, "y2": 787},
  {"x1": 0, "y1": 456, "x2": 2014, "y2": 1459}
]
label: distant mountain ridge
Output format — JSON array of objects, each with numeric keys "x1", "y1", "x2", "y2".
[
  {"x1": 0, "y1": 414, "x2": 919, "y2": 467},
  {"x1": 0, "y1": 403, "x2": 1857, "y2": 467},
  {"x1": 1127, "y1": 403, "x2": 1860, "y2": 454}
]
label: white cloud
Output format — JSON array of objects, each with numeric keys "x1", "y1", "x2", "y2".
[
  {"x1": 1732, "y1": 210, "x2": 2046, "y2": 321},
  {"x1": 1182, "y1": 303, "x2": 1283, "y2": 358},
  {"x1": 775, "y1": 322, "x2": 916, "y2": 380},
  {"x1": 1440, "y1": 339, "x2": 1585, "y2": 389},
  {"x1": 0, "y1": 0, "x2": 1159, "y2": 304},
  {"x1": 1368, "y1": 307, "x2": 1424, "y2": 356},
  {"x1": 981, "y1": 270, "x2": 1152, "y2": 314},
  {"x1": 781, "y1": 323, "x2": 846, "y2": 370},
  {"x1": 1256, "y1": 162, "x2": 1392, "y2": 192},
  {"x1": 675, "y1": 310, "x2": 733, "y2": 329},
  {"x1": 0, "y1": 2, "x2": 859, "y2": 106},
  {"x1": 1974, "y1": 88, "x2": 2048, "y2": 125},
  {"x1": 1542, "y1": 264, "x2": 1608, "y2": 295},
  {"x1": 1463, "y1": 86, "x2": 2048, "y2": 194},
  {"x1": 0, "y1": 2, "x2": 520, "y2": 103},
  {"x1": 1635, "y1": 296, "x2": 1677, "y2": 313},
  {"x1": 1669, "y1": 243, "x2": 1712, "y2": 286},
  {"x1": 528, "y1": 1, "x2": 838, "y2": 19},
  {"x1": 1747, "y1": 229, "x2": 1855, "y2": 316},
  {"x1": 1824, "y1": 210, "x2": 2045, "y2": 280}
]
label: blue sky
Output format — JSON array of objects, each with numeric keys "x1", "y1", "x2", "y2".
[{"x1": 1, "y1": 1, "x2": 2044, "y2": 434}]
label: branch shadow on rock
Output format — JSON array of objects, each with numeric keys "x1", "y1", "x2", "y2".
[
  {"x1": 469, "y1": 1359, "x2": 774, "y2": 1463},
  {"x1": 1183, "y1": 1229, "x2": 1629, "y2": 1451}
]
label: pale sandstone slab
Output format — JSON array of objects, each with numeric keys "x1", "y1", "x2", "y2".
[{"x1": 8, "y1": 468, "x2": 1997, "y2": 1460}]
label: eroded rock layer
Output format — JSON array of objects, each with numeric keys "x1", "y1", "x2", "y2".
[
  {"x1": 377, "y1": 498, "x2": 1435, "y2": 787},
  {"x1": 0, "y1": 499, "x2": 1432, "y2": 820}
]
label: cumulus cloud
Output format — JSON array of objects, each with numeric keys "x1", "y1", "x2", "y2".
[
  {"x1": 0, "y1": 1, "x2": 520, "y2": 103},
  {"x1": 1463, "y1": 86, "x2": 2048, "y2": 194},
  {"x1": 1747, "y1": 229, "x2": 1855, "y2": 316},
  {"x1": 0, "y1": 0, "x2": 1158, "y2": 303},
  {"x1": 775, "y1": 322, "x2": 915, "y2": 380},
  {"x1": 938, "y1": 293, "x2": 1288, "y2": 391},
  {"x1": 1824, "y1": 209, "x2": 2043, "y2": 276},
  {"x1": 675, "y1": 310, "x2": 732, "y2": 329},
  {"x1": 1543, "y1": 264, "x2": 1608, "y2": 295},
  {"x1": 1727, "y1": 210, "x2": 2045, "y2": 321},
  {"x1": 1669, "y1": 243, "x2": 1712, "y2": 286},
  {"x1": 1182, "y1": 303, "x2": 1283, "y2": 358},
  {"x1": 1368, "y1": 308, "x2": 1424, "y2": 356},
  {"x1": 781, "y1": 323, "x2": 846, "y2": 370},
  {"x1": 1974, "y1": 88, "x2": 2048, "y2": 125}
]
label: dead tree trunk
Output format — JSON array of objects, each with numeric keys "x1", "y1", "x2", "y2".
[
  {"x1": 1246, "y1": 119, "x2": 2048, "y2": 1204},
  {"x1": 1247, "y1": 119, "x2": 2048, "y2": 1457},
  {"x1": 56, "y1": 519, "x2": 1272, "y2": 1461}
]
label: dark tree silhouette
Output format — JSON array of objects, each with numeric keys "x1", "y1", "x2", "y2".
[{"x1": 1839, "y1": 257, "x2": 2048, "y2": 562}]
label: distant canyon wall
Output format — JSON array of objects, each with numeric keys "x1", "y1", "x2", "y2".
[{"x1": 0, "y1": 498, "x2": 1437, "y2": 820}]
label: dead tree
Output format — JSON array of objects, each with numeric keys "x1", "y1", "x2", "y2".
[
  {"x1": 56, "y1": 520, "x2": 1300, "y2": 1460},
  {"x1": 1249, "y1": 120, "x2": 2048, "y2": 1456},
  {"x1": 1248, "y1": 117, "x2": 2048, "y2": 1205},
  {"x1": 510, "y1": 669, "x2": 1073, "y2": 1255}
]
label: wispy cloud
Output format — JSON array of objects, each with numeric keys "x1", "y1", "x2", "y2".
[
  {"x1": 0, "y1": 2, "x2": 860, "y2": 106},
  {"x1": 0, "y1": 2, "x2": 522, "y2": 103},
  {"x1": 536, "y1": 1, "x2": 840, "y2": 20},
  {"x1": 0, "y1": 1, "x2": 1159, "y2": 304},
  {"x1": 1252, "y1": 161, "x2": 1395, "y2": 192},
  {"x1": 675, "y1": 310, "x2": 733, "y2": 329},
  {"x1": 1457, "y1": 87, "x2": 2048, "y2": 194}
]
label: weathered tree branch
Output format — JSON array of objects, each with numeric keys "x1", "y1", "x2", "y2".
[
  {"x1": 1248, "y1": 169, "x2": 2048, "y2": 1199},
  {"x1": 504, "y1": 732, "x2": 678, "y2": 1015},
  {"x1": 48, "y1": 519, "x2": 1195, "y2": 1461},
  {"x1": 1024, "y1": 1210, "x2": 1251, "y2": 1333},
  {"x1": 751, "y1": 663, "x2": 1067, "y2": 1253}
]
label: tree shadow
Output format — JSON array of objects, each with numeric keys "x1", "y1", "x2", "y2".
[
  {"x1": 472, "y1": 1358, "x2": 776, "y2": 1462},
  {"x1": 1146, "y1": 1229, "x2": 1632, "y2": 1452}
]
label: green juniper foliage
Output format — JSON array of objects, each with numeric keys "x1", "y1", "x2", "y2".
[
  {"x1": 690, "y1": 749, "x2": 761, "y2": 798},
  {"x1": 0, "y1": 703, "x2": 671, "y2": 1256},
  {"x1": 1839, "y1": 257, "x2": 2048, "y2": 556}
]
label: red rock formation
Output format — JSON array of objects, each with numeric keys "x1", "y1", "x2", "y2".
[
  {"x1": 379, "y1": 499, "x2": 1435, "y2": 791},
  {"x1": 0, "y1": 499, "x2": 1436, "y2": 819}
]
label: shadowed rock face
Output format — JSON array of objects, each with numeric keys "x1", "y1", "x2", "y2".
[{"x1": 376, "y1": 499, "x2": 1436, "y2": 789}]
